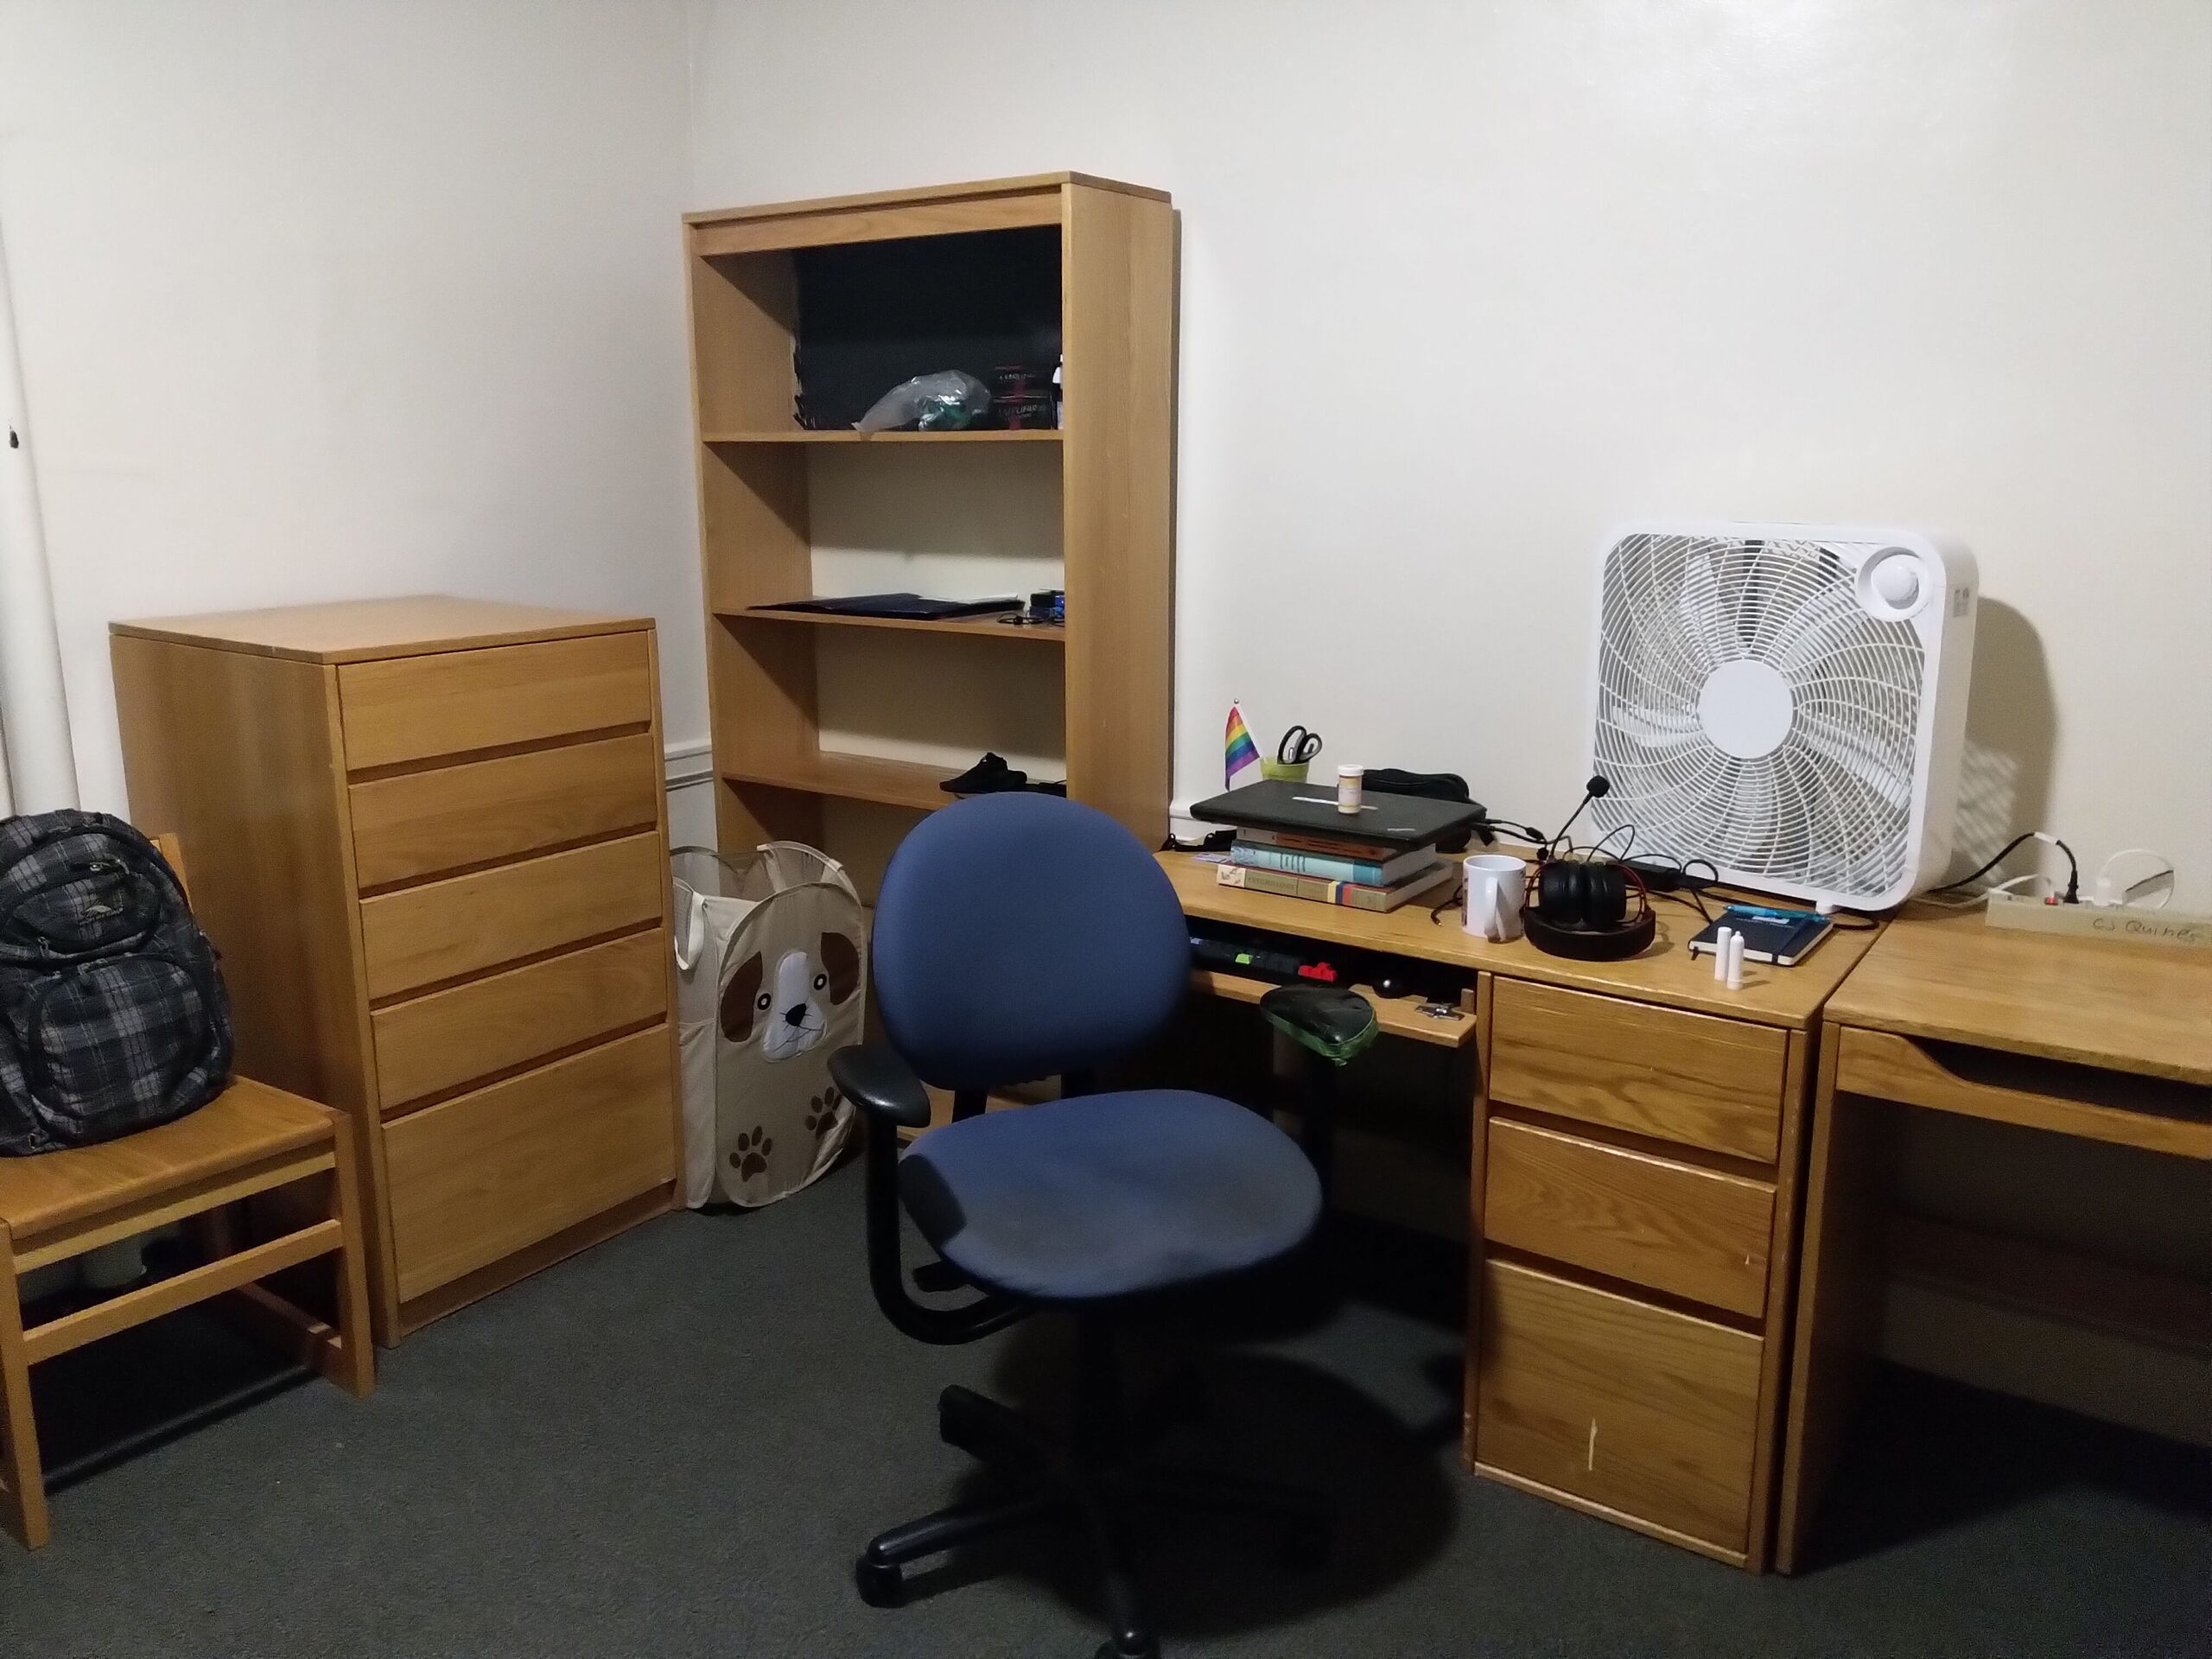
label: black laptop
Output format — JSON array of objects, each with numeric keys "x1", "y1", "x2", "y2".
[
  {"x1": 753, "y1": 594, "x2": 1020, "y2": 620},
  {"x1": 1189, "y1": 779, "x2": 1487, "y2": 851}
]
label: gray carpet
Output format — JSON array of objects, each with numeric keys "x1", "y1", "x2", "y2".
[{"x1": 2, "y1": 1162, "x2": 2204, "y2": 1658}]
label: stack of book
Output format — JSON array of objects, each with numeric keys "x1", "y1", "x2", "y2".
[{"x1": 1215, "y1": 823, "x2": 1459, "y2": 913}]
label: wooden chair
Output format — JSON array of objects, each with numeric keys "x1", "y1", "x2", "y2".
[{"x1": 0, "y1": 836, "x2": 373, "y2": 1548}]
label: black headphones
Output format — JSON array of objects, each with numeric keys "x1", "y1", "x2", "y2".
[
  {"x1": 1524, "y1": 855, "x2": 1656, "y2": 959},
  {"x1": 1522, "y1": 776, "x2": 1656, "y2": 960}
]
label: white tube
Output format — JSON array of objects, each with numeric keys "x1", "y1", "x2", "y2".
[{"x1": 0, "y1": 218, "x2": 79, "y2": 812}]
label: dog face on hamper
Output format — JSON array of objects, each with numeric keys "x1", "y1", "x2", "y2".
[{"x1": 720, "y1": 931, "x2": 862, "y2": 1062}]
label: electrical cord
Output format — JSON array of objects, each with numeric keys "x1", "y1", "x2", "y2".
[
  {"x1": 1469, "y1": 815, "x2": 1551, "y2": 846},
  {"x1": 1588, "y1": 821, "x2": 1637, "y2": 863},
  {"x1": 2094, "y1": 848, "x2": 2176, "y2": 910},
  {"x1": 1651, "y1": 887, "x2": 1713, "y2": 925},
  {"x1": 1925, "y1": 830, "x2": 2080, "y2": 906}
]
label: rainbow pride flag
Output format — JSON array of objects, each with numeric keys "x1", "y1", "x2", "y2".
[{"x1": 1224, "y1": 702, "x2": 1262, "y2": 789}]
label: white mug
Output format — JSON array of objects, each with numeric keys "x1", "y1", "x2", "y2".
[{"x1": 1463, "y1": 855, "x2": 1528, "y2": 943}]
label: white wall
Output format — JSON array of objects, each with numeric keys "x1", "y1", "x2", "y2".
[
  {"x1": 0, "y1": 0, "x2": 703, "y2": 814},
  {"x1": 5, "y1": 2, "x2": 2202, "y2": 898},
  {"x1": 688, "y1": 0, "x2": 2212, "y2": 905}
]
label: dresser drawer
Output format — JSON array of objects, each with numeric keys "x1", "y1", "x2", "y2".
[
  {"x1": 337, "y1": 631, "x2": 652, "y2": 772},
  {"x1": 1489, "y1": 980, "x2": 1787, "y2": 1162},
  {"x1": 359, "y1": 831, "x2": 664, "y2": 1001},
  {"x1": 371, "y1": 929, "x2": 668, "y2": 1113},
  {"x1": 1477, "y1": 1258, "x2": 1763, "y2": 1554},
  {"x1": 1484, "y1": 1117, "x2": 1774, "y2": 1318},
  {"x1": 382, "y1": 1027, "x2": 674, "y2": 1302},
  {"x1": 349, "y1": 732, "x2": 661, "y2": 890}
]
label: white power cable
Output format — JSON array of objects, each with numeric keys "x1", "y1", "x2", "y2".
[{"x1": 2092, "y1": 848, "x2": 2176, "y2": 911}]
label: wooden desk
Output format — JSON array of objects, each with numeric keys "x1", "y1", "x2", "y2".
[
  {"x1": 1163, "y1": 852, "x2": 1879, "y2": 1568},
  {"x1": 1165, "y1": 855, "x2": 1867, "y2": 1030},
  {"x1": 1776, "y1": 907, "x2": 2212, "y2": 1571}
]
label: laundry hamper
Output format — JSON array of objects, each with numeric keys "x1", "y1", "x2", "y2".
[{"x1": 671, "y1": 844, "x2": 866, "y2": 1207}]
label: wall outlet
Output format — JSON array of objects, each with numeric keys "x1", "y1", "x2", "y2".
[{"x1": 1984, "y1": 891, "x2": 2211, "y2": 950}]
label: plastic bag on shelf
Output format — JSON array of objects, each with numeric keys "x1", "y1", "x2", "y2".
[{"x1": 855, "y1": 370, "x2": 993, "y2": 433}]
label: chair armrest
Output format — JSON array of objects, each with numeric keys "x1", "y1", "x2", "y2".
[
  {"x1": 830, "y1": 1044, "x2": 932, "y2": 1130},
  {"x1": 831, "y1": 1041, "x2": 1026, "y2": 1345}
]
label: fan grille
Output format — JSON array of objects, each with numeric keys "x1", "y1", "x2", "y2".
[{"x1": 1591, "y1": 533, "x2": 1925, "y2": 899}]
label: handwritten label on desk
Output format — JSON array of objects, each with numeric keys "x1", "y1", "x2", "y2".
[{"x1": 1986, "y1": 893, "x2": 2210, "y2": 951}]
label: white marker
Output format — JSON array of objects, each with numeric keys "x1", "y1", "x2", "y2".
[
  {"x1": 1726, "y1": 932, "x2": 1746, "y2": 991},
  {"x1": 1713, "y1": 926, "x2": 1733, "y2": 982}
]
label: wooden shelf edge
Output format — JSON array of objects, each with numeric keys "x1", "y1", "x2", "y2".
[
  {"x1": 685, "y1": 173, "x2": 1167, "y2": 226},
  {"x1": 720, "y1": 755, "x2": 951, "y2": 813},
  {"x1": 721, "y1": 607, "x2": 1065, "y2": 645},
  {"x1": 702, "y1": 429, "x2": 1062, "y2": 445},
  {"x1": 1188, "y1": 968, "x2": 1475, "y2": 1049}
]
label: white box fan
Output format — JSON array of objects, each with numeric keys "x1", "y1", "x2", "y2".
[{"x1": 1587, "y1": 522, "x2": 1977, "y2": 911}]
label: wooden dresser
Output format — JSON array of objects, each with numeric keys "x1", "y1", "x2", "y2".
[
  {"x1": 111, "y1": 598, "x2": 680, "y2": 1342},
  {"x1": 1161, "y1": 851, "x2": 1877, "y2": 1569}
]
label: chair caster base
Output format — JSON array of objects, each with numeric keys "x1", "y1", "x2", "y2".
[
  {"x1": 854, "y1": 1554, "x2": 903, "y2": 1608},
  {"x1": 861, "y1": 1351, "x2": 1327, "y2": 1659}
]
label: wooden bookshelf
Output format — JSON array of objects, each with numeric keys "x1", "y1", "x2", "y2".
[{"x1": 686, "y1": 174, "x2": 1175, "y2": 880}]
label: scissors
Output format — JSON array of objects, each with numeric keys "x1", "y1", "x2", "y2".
[{"x1": 1276, "y1": 725, "x2": 1324, "y2": 766}]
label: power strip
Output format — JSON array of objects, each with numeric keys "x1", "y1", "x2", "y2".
[{"x1": 1984, "y1": 890, "x2": 2210, "y2": 950}]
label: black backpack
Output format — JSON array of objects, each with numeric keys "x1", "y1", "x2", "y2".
[{"x1": 0, "y1": 810, "x2": 233, "y2": 1156}]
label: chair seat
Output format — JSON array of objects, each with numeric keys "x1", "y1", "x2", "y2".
[
  {"x1": 897, "y1": 1090, "x2": 1322, "y2": 1302},
  {"x1": 0, "y1": 1079, "x2": 335, "y2": 1247}
]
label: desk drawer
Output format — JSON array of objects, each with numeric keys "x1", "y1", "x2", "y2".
[
  {"x1": 338, "y1": 632, "x2": 652, "y2": 772},
  {"x1": 1477, "y1": 1258, "x2": 1763, "y2": 1554},
  {"x1": 382, "y1": 1026, "x2": 673, "y2": 1302},
  {"x1": 371, "y1": 929, "x2": 668, "y2": 1114},
  {"x1": 349, "y1": 732, "x2": 660, "y2": 890},
  {"x1": 1484, "y1": 1117, "x2": 1773, "y2": 1318},
  {"x1": 1489, "y1": 980, "x2": 1787, "y2": 1162},
  {"x1": 359, "y1": 831, "x2": 664, "y2": 1001}
]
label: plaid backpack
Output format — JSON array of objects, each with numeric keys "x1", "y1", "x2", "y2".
[{"x1": 0, "y1": 810, "x2": 233, "y2": 1156}]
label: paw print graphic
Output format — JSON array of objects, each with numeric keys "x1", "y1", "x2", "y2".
[
  {"x1": 805, "y1": 1085, "x2": 842, "y2": 1140},
  {"x1": 728, "y1": 1128, "x2": 772, "y2": 1181}
]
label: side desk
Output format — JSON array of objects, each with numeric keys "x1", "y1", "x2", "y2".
[
  {"x1": 1160, "y1": 852, "x2": 1878, "y2": 1569},
  {"x1": 1776, "y1": 906, "x2": 2212, "y2": 1572}
]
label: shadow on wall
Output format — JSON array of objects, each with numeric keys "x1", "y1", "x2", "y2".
[{"x1": 1948, "y1": 599, "x2": 2053, "y2": 878}]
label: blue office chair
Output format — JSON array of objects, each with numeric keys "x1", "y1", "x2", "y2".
[{"x1": 830, "y1": 792, "x2": 1332, "y2": 1659}]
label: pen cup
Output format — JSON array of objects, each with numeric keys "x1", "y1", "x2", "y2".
[{"x1": 1260, "y1": 759, "x2": 1310, "y2": 784}]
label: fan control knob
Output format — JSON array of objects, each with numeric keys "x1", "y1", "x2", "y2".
[
  {"x1": 1871, "y1": 557, "x2": 1921, "y2": 609},
  {"x1": 1857, "y1": 546, "x2": 1932, "y2": 619}
]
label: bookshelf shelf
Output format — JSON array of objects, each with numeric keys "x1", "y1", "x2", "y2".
[
  {"x1": 702, "y1": 429, "x2": 1062, "y2": 445},
  {"x1": 723, "y1": 607, "x2": 1066, "y2": 645},
  {"x1": 688, "y1": 173, "x2": 1173, "y2": 888},
  {"x1": 721, "y1": 752, "x2": 950, "y2": 814}
]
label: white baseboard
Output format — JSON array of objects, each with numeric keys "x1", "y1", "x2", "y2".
[{"x1": 664, "y1": 736, "x2": 714, "y2": 790}]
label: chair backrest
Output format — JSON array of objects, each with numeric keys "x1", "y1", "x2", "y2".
[
  {"x1": 150, "y1": 832, "x2": 190, "y2": 905},
  {"x1": 870, "y1": 793, "x2": 1189, "y2": 1092}
]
